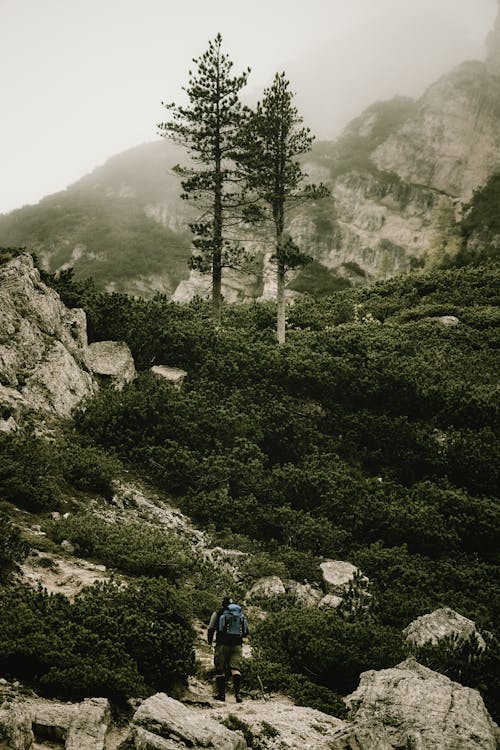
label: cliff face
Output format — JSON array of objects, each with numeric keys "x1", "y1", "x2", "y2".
[
  {"x1": 0, "y1": 254, "x2": 97, "y2": 429},
  {"x1": 0, "y1": 253, "x2": 135, "y2": 430},
  {"x1": 165, "y1": 13, "x2": 500, "y2": 302}
]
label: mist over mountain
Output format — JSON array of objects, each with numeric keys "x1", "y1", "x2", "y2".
[
  {"x1": 288, "y1": 6, "x2": 492, "y2": 139},
  {"x1": 1, "y1": 3, "x2": 500, "y2": 299}
]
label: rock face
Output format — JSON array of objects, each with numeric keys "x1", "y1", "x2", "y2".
[
  {"x1": 373, "y1": 62, "x2": 500, "y2": 201},
  {"x1": 0, "y1": 695, "x2": 110, "y2": 750},
  {"x1": 128, "y1": 693, "x2": 247, "y2": 749},
  {"x1": 0, "y1": 254, "x2": 97, "y2": 426},
  {"x1": 346, "y1": 658, "x2": 499, "y2": 749},
  {"x1": 85, "y1": 340, "x2": 136, "y2": 390},
  {"x1": 403, "y1": 607, "x2": 487, "y2": 651},
  {"x1": 208, "y1": 700, "x2": 345, "y2": 750}
]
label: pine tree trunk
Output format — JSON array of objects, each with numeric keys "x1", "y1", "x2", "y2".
[
  {"x1": 276, "y1": 231, "x2": 286, "y2": 345},
  {"x1": 212, "y1": 248, "x2": 222, "y2": 325},
  {"x1": 276, "y1": 263, "x2": 286, "y2": 345}
]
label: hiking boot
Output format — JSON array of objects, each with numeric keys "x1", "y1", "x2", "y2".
[
  {"x1": 232, "y1": 673, "x2": 242, "y2": 703},
  {"x1": 214, "y1": 675, "x2": 226, "y2": 702}
]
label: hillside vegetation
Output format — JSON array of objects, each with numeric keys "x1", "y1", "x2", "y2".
[{"x1": 3, "y1": 260, "x2": 496, "y2": 717}]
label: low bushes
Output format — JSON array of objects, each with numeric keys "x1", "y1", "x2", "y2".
[{"x1": 0, "y1": 579, "x2": 195, "y2": 702}]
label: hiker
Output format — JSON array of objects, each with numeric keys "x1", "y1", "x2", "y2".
[{"x1": 207, "y1": 595, "x2": 249, "y2": 702}]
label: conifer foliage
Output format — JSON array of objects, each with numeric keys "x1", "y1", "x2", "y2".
[
  {"x1": 158, "y1": 35, "x2": 250, "y2": 323},
  {"x1": 237, "y1": 73, "x2": 329, "y2": 343}
]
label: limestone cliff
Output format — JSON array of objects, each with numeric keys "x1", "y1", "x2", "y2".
[{"x1": 0, "y1": 253, "x2": 135, "y2": 430}]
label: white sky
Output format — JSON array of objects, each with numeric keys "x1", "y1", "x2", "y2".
[{"x1": 0, "y1": 0, "x2": 497, "y2": 215}]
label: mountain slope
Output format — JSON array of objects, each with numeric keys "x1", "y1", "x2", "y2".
[{"x1": 1, "y1": 6, "x2": 500, "y2": 299}]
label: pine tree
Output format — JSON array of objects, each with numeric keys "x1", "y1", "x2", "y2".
[
  {"x1": 158, "y1": 35, "x2": 250, "y2": 324},
  {"x1": 237, "y1": 73, "x2": 329, "y2": 344}
]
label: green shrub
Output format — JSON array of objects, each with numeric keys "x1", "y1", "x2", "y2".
[
  {"x1": 45, "y1": 514, "x2": 199, "y2": 581},
  {"x1": 242, "y1": 657, "x2": 347, "y2": 717},
  {"x1": 0, "y1": 579, "x2": 195, "y2": 702},
  {"x1": 251, "y1": 608, "x2": 404, "y2": 696},
  {"x1": 0, "y1": 512, "x2": 28, "y2": 581}
]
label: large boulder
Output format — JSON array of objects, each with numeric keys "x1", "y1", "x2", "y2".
[
  {"x1": 346, "y1": 657, "x2": 499, "y2": 749},
  {"x1": 128, "y1": 693, "x2": 247, "y2": 749},
  {"x1": 403, "y1": 607, "x2": 487, "y2": 651},
  {"x1": 0, "y1": 254, "x2": 97, "y2": 423},
  {"x1": 245, "y1": 576, "x2": 286, "y2": 601},
  {"x1": 85, "y1": 340, "x2": 136, "y2": 390},
  {"x1": 319, "y1": 561, "x2": 366, "y2": 595},
  {"x1": 30, "y1": 696, "x2": 110, "y2": 750},
  {"x1": 0, "y1": 703, "x2": 34, "y2": 750}
]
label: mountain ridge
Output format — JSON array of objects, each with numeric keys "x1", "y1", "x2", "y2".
[{"x1": 1, "y1": 6, "x2": 500, "y2": 299}]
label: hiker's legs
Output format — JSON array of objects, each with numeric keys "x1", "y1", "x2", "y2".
[
  {"x1": 229, "y1": 646, "x2": 243, "y2": 702},
  {"x1": 213, "y1": 644, "x2": 227, "y2": 700},
  {"x1": 232, "y1": 670, "x2": 242, "y2": 702}
]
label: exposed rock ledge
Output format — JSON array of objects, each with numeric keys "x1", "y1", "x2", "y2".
[
  {"x1": 0, "y1": 254, "x2": 136, "y2": 429},
  {"x1": 2, "y1": 659, "x2": 498, "y2": 750}
]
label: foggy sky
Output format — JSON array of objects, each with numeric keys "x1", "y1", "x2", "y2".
[{"x1": 0, "y1": 0, "x2": 497, "y2": 215}]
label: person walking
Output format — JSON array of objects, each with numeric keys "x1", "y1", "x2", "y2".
[{"x1": 207, "y1": 595, "x2": 249, "y2": 702}]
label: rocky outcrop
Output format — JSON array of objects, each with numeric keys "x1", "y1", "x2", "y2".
[
  {"x1": 0, "y1": 254, "x2": 97, "y2": 427},
  {"x1": 150, "y1": 365, "x2": 187, "y2": 388},
  {"x1": 245, "y1": 576, "x2": 286, "y2": 601},
  {"x1": 373, "y1": 62, "x2": 500, "y2": 201},
  {"x1": 0, "y1": 694, "x2": 110, "y2": 750},
  {"x1": 403, "y1": 607, "x2": 486, "y2": 651},
  {"x1": 320, "y1": 560, "x2": 364, "y2": 593},
  {"x1": 85, "y1": 340, "x2": 136, "y2": 390},
  {"x1": 345, "y1": 658, "x2": 499, "y2": 749},
  {"x1": 127, "y1": 693, "x2": 247, "y2": 749}
]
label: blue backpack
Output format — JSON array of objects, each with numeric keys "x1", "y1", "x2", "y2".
[{"x1": 218, "y1": 603, "x2": 248, "y2": 637}]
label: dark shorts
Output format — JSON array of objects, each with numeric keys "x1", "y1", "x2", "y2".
[{"x1": 214, "y1": 643, "x2": 242, "y2": 673}]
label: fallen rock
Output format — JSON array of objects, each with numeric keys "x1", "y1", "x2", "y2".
[
  {"x1": 85, "y1": 340, "x2": 136, "y2": 390},
  {"x1": 150, "y1": 365, "x2": 187, "y2": 388},
  {"x1": 65, "y1": 697, "x2": 110, "y2": 750},
  {"x1": 30, "y1": 696, "x2": 109, "y2": 750},
  {"x1": 346, "y1": 657, "x2": 499, "y2": 749},
  {"x1": 318, "y1": 593, "x2": 343, "y2": 609},
  {"x1": 404, "y1": 607, "x2": 486, "y2": 651},
  {"x1": 284, "y1": 580, "x2": 323, "y2": 607},
  {"x1": 0, "y1": 703, "x2": 34, "y2": 750},
  {"x1": 433, "y1": 315, "x2": 460, "y2": 326},
  {"x1": 245, "y1": 576, "x2": 286, "y2": 601},
  {"x1": 319, "y1": 560, "x2": 367, "y2": 595},
  {"x1": 128, "y1": 693, "x2": 247, "y2": 749}
]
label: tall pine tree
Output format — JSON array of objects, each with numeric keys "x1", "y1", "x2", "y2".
[
  {"x1": 158, "y1": 35, "x2": 250, "y2": 324},
  {"x1": 238, "y1": 73, "x2": 328, "y2": 343}
]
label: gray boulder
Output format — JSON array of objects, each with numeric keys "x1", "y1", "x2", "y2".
[
  {"x1": 0, "y1": 254, "x2": 97, "y2": 423},
  {"x1": 245, "y1": 576, "x2": 286, "y2": 601},
  {"x1": 403, "y1": 607, "x2": 486, "y2": 651},
  {"x1": 346, "y1": 657, "x2": 499, "y2": 749},
  {"x1": 0, "y1": 703, "x2": 34, "y2": 750},
  {"x1": 85, "y1": 340, "x2": 136, "y2": 390},
  {"x1": 128, "y1": 693, "x2": 247, "y2": 749},
  {"x1": 319, "y1": 561, "x2": 367, "y2": 595},
  {"x1": 150, "y1": 365, "x2": 187, "y2": 388}
]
